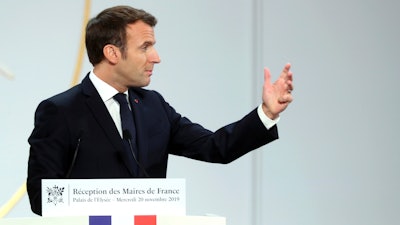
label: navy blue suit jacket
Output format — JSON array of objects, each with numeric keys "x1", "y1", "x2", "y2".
[{"x1": 27, "y1": 75, "x2": 279, "y2": 215}]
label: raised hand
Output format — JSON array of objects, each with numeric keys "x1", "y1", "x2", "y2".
[{"x1": 262, "y1": 63, "x2": 294, "y2": 119}]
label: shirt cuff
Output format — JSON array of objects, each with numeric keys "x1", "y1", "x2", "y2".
[{"x1": 257, "y1": 104, "x2": 280, "y2": 130}]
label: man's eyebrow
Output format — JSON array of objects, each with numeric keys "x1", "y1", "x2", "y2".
[{"x1": 141, "y1": 41, "x2": 156, "y2": 46}]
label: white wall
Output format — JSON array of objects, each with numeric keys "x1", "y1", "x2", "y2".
[
  {"x1": 258, "y1": 0, "x2": 400, "y2": 224},
  {"x1": 1, "y1": 1, "x2": 399, "y2": 225}
]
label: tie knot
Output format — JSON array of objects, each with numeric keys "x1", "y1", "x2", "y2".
[{"x1": 113, "y1": 93, "x2": 128, "y2": 105}]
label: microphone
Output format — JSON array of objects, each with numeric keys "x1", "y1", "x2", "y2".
[
  {"x1": 123, "y1": 129, "x2": 150, "y2": 178},
  {"x1": 66, "y1": 130, "x2": 84, "y2": 178}
]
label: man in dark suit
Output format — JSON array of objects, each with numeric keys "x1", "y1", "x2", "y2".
[{"x1": 27, "y1": 5, "x2": 293, "y2": 215}]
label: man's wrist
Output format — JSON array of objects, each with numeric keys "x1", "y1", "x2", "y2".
[
  {"x1": 261, "y1": 103, "x2": 280, "y2": 120},
  {"x1": 257, "y1": 104, "x2": 280, "y2": 130}
]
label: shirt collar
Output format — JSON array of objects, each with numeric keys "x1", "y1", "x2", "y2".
[{"x1": 89, "y1": 70, "x2": 128, "y2": 102}]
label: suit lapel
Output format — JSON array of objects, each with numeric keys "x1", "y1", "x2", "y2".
[{"x1": 81, "y1": 75, "x2": 136, "y2": 176}]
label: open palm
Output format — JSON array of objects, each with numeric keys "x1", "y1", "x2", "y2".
[{"x1": 262, "y1": 63, "x2": 293, "y2": 119}]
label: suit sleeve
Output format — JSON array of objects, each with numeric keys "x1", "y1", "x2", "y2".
[
  {"x1": 27, "y1": 100, "x2": 74, "y2": 215},
  {"x1": 156, "y1": 92, "x2": 279, "y2": 163}
]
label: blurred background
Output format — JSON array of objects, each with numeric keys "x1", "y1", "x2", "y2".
[{"x1": 1, "y1": 0, "x2": 399, "y2": 225}]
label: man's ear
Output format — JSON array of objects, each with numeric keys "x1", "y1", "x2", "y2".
[{"x1": 103, "y1": 44, "x2": 120, "y2": 64}]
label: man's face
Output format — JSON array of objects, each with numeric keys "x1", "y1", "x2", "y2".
[{"x1": 115, "y1": 20, "x2": 161, "y2": 88}]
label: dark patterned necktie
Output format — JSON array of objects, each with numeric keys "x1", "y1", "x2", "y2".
[{"x1": 113, "y1": 93, "x2": 138, "y2": 175}]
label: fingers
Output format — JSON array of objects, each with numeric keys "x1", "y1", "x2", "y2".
[
  {"x1": 281, "y1": 63, "x2": 293, "y2": 100},
  {"x1": 282, "y1": 63, "x2": 293, "y2": 93},
  {"x1": 264, "y1": 63, "x2": 294, "y2": 94},
  {"x1": 278, "y1": 92, "x2": 293, "y2": 104},
  {"x1": 283, "y1": 63, "x2": 291, "y2": 73},
  {"x1": 281, "y1": 63, "x2": 292, "y2": 81},
  {"x1": 287, "y1": 79, "x2": 294, "y2": 93}
]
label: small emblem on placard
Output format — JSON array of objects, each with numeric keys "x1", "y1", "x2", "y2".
[{"x1": 46, "y1": 185, "x2": 65, "y2": 206}]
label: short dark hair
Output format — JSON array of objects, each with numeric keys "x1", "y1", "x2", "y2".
[{"x1": 85, "y1": 5, "x2": 157, "y2": 66}]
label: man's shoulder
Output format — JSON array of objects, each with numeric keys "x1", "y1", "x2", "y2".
[
  {"x1": 49, "y1": 84, "x2": 83, "y2": 101},
  {"x1": 38, "y1": 83, "x2": 86, "y2": 112}
]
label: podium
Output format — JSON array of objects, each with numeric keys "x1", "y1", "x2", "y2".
[
  {"x1": 3, "y1": 179, "x2": 227, "y2": 224},
  {"x1": 0, "y1": 215, "x2": 226, "y2": 225}
]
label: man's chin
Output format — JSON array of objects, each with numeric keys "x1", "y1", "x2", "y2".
[{"x1": 130, "y1": 80, "x2": 151, "y2": 88}]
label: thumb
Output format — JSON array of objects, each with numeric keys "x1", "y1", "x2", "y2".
[{"x1": 264, "y1": 67, "x2": 271, "y2": 85}]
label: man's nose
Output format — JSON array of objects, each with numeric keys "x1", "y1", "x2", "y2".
[{"x1": 150, "y1": 48, "x2": 161, "y2": 64}]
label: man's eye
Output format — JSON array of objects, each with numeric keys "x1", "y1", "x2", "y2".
[{"x1": 141, "y1": 44, "x2": 150, "y2": 51}]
